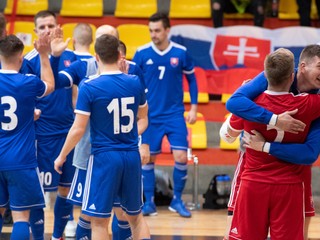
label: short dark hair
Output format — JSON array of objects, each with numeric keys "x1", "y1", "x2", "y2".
[
  {"x1": 95, "y1": 34, "x2": 119, "y2": 64},
  {"x1": 0, "y1": 13, "x2": 6, "y2": 39},
  {"x1": 0, "y1": 35, "x2": 24, "y2": 58},
  {"x1": 299, "y1": 44, "x2": 320, "y2": 64},
  {"x1": 34, "y1": 10, "x2": 56, "y2": 25},
  {"x1": 149, "y1": 13, "x2": 171, "y2": 28}
]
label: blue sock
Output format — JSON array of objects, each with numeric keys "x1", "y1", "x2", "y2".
[
  {"x1": 52, "y1": 195, "x2": 73, "y2": 238},
  {"x1": 111, "y1": 214, "x2": 119, "y2": 240},
  {"x1": 173, "y1": 162, "x2": 188, "y2": 200},
  {"x1": 11, "y1": 221, "x2": 30, "y2": 240},
  {"x1": 0, "y1": 213, "x2": 3, "y2": 233},
  {"x1": 69, "y1": 207, "x2": 74, "y2": 221},
  {"x1": 118, "y1": 220, "x2": 131, "y2": 240},
  {"x1": 142, "y1": 163, "x2": 155, "y2": 203},
  {"x1": 76, "y1": 217, "x2": 91, "y2": 240},
  {"x1": 29, "y1": 208, "x2": 45, "y2": 240}
]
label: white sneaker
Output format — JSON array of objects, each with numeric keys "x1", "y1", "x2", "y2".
[{"x1": 65, "y1": 220, "x2": 77, "y2": 238}]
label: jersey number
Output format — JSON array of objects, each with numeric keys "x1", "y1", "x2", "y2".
[
  {"x1": 158, "y1": 66, "x2": 165, "y2": 80},
  {"x1": 1, "y1": 96, "x2": 18, "y2": 131},
  {"x1": 107, "y1": 97, "x2": 134, "y2": 134}
]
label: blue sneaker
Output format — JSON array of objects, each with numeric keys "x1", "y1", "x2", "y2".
[
  {"x1": 168, "y1": 199, "x2": 191, "y2": 218},
  {"x1": 142, "y1": 202, "x2": 158, "y2": 216}
]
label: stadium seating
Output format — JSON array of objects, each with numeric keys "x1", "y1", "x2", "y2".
[
  {"x1": 117, "y1": 24, "x2": 150, "y2": 59},
  {"x1": 183, "y1": 67, "x2": 209, "y2": 104},
  {"x1": 60, "y1": 0, "x2": 103, "y2": 17},
  {"x1": 114, "y1": 0, "x2": 157, "y2": 18},
  {"x1": 4, "y1": 0, "x2": 48, "y2": 15},
  {"x1": 7, "y1": 21, "x2": 37, "y2": 55},
  {"x1": 169, "y1": 0, "x2": 211, "y2": 18},
  {"x1": 219, "y1": 114, "x2": 240, "y2": 150},
  {"x1": 278, "y1": 0, "x2": 318, "y2": 20},
  {"x1": 61, "y1": 23, "x2": 97, "y2": 54}
]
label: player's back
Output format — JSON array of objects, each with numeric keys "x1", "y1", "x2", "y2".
[
  {"x1": 0, "y1": 71, "x2": 45, "y2": 170},
  {"x1": 242, "y1": 91, "x2": 320, "y2": 183},
  {"x1": 77, "y1": 72, "x2": 146, "y2": 153}
]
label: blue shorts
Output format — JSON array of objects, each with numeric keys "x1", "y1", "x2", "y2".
[
  {"x1": 147, "y1": 116, "x2": 188, "y2": 154},
  {"x1": 0, "y1": 168, "x2": 45, "y2": 211},
  {"x1": 68, "y1": 167, "x2": 87, "y2": 206},
  {"x1": 82, "y1": 151, "x2": 143, "y2": 218},
  {"x1": 37, "y1": 136, "x2": 75, "y2": 191}
]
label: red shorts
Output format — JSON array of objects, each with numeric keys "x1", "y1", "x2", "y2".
[
  {"x1": 229, "y1": 180, "x2": 304, "y2": 240},
  {"x1": 228, "y1": 153, "x2": 314, "y2": 217}
]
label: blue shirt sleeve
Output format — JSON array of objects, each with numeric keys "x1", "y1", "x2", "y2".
[
  {"x1": 225, "y1": 71, "x2": 273, "y2": 124},
  {"x1": 269, "y1": 118, "x2": 320, "y2": 165}
]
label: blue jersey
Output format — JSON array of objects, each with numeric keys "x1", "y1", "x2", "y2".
[
  {"x1": 75, "y1": 71, "x2": 146, "y2": 153},
  {"x1": 0, "y1": 70, "x2": 46, "y2": 170},
  {"x1": 133, "y1": 41, "x2": 198, "y2": 122},
  {"x1": 21, "y1": 49, "x2": 77, "y2": 137}
]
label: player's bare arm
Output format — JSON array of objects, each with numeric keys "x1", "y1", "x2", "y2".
[
  {"x1": 275, "y1": 109, "x2": 306, "y2": 134},
  {"x1": 243, "y1": 130, "x2": 265, "y2": 152},
  {"x1": 54, "y1": 113, "x2": 89, "y2": 174},
  {"x1": 50, "y1": 26, "x2": 70, "y2": 57},
  {"x1": 34, "y1": 33, "x2": 55, "y2": 95},
  {"x1": 186, "y1": 104, "x2": 197, "y2": 124}
]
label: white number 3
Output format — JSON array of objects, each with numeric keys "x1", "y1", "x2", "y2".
[{"x1": 1, "y1": 96, "x2": 18, "y2": 131}]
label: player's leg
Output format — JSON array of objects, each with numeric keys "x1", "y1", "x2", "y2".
[
  {"x1": 8, "y1": 168, "x2": 45, "y2": 239},
  {"x1": 121, "y1": 150, "x2": 150, "y2": 239},
  {"x1": 141, "y1": 123, "x2": 164, "y2": 216},
  {"x1": 91, "y1": 216, "x2": 110, "y2": 240},
  {"x1": 11, "y1": 210, "x2": 30, "y2": 239},
  {"x1": 302, "y1": 165, "x2": 315, "y2": 240},
  {"x1": 167, "y1": 117, "x2": 190, "y2": 218},
  {"x1": 68, "y1": 167, "x2": 92, "y2": 239},
  {"x1": 269, "y1": 183, "x2": 304, "y2": 240},
  {"x1": 224, "y1": 151, "x2": 246, "y2": 239},
  {"x1": 113, "y1": 207, "x2": 131, "y2": 240},
  {"x1": 0, "y1": 208, "x2": 5, "y2": 233},
  {"x1": 82, "y1": 152, "x2": 122, "y2": 240},
  {"x1": 229, "y1": 180, "x2": 269, "y2": 240}
]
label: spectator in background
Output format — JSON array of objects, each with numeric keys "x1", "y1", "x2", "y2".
[
  {"x1": 212, "y1": 0, "x2": 266, "y2": 28},
  {"x1": 297, "y1": 0, "x2": 320, "y2": 26},
  {"x1": 0, "y1": 13, "x2": 6, "y2": 38}
]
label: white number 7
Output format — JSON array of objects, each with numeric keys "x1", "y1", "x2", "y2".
[{"x1": 158, "y1": 66, "x2": 165, "y2": 80}]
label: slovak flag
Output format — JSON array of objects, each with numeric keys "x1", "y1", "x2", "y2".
[{"x1": 213, "y1": 35, "x2": 271, "y2": 70}]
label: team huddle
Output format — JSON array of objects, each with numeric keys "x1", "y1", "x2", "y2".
[{"x1": 0, "y1": 8, "x2": 319, "y2": 240}]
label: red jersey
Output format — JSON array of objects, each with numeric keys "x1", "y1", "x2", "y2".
[{"x1": 230, "y1": 91, "x2": 320, "y2": 184}]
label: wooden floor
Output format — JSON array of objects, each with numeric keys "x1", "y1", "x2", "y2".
[{"x1": 2, "y1": 204, "x2": 320, "y2": 239}]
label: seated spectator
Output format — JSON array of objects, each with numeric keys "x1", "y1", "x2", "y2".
[{"x1": 211, "y1": 0, "x2": 266, "y2": 28}]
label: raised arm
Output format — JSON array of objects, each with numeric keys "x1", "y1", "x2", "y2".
[{"x1": 34, "y1": 33, "x2": 55, "y2": 96}]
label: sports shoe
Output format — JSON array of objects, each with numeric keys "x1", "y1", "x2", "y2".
[
  {"x1": 142, "y1": 202, "x2": 158, "y2": 216},
  {"x1": 65, "y1": 220, "x2": 77, "y2": 238},
  {"x1": 168, "y1": 199, "x2": 192, "y2": 218}
]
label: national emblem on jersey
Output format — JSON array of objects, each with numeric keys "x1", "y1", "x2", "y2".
[
  {"x1": 170, "y1": 57, "x2": 179, "y2": 67},
  {"x1": 64, "y1": 60, "x2": 71, "y2": 67}
]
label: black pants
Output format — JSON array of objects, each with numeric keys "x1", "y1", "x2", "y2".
[
  {"x1": 212, "y1": 0, "x2": 266, "y2": 28},
  {"x1": 296, "y1": 0, "x2": 320, "y2": 26}
]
